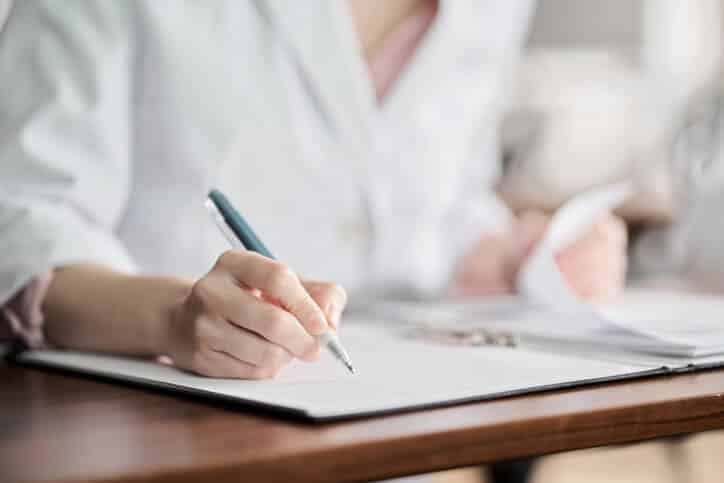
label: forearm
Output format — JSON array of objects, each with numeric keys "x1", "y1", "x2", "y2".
[{"x1": 43, "y1": 264, "x2": 192, "y2": 356}]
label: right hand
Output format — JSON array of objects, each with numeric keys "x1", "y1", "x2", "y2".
[{"x1": 163, "y1": 250, "x2": 347, "y2": 379}]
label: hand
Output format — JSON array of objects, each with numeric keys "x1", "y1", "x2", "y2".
[
  {"x1": 450, "y1": 211, "x2": 628, "y2": 300},
  {"x1": 163, "y1": 250, "x2": 347, "y2": 379},
  {"x1": 449, "y1": 232, "x2": 522, "y2": 297},
  {"x1": 553, "y1": 212, "x2": 628, "y2": 299}
]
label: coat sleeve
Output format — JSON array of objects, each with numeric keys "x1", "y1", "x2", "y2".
[
  {"x1": 438, "y1": 0, "x2": 536, "y2": 283},
  {"x1": 0, "y1": 0, "x2": 137, "y2": 304}
]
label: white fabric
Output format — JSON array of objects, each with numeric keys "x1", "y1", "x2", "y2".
[{"x1": 0, "y1": 0, "x2": 534, "y2": 302}]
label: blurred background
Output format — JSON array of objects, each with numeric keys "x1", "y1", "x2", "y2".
[
  {"x1": 503, "y1": 0, "x2": 722, "y2": 217},
  {"x1": 2, "y1": 1, "x2": 723, "y2": 482},
  {"x1": 456, "y1": 1, "x2": 724, "y2": 482},
  {"x1": 502, "y1": 0, "x2": 724, "y2": 296}
]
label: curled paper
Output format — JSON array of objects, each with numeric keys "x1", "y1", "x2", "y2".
[{"x1": 516, "y1": 181, "x2": 634, "y2": 314}]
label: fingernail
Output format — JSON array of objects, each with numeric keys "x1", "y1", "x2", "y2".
[{"x1": 327, "y1": 302, "x2": 340, "y2": 328}]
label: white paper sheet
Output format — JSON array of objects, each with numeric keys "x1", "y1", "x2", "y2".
[
  {"x1": 18, "y1": 322, "x2": 654, "y2": 420},
  {"x1": 596, "y1": 290, "x2": 724, "y2": 352},
  {"x1": 507, "y1": 182, "x2": 724, "y2": 357}
]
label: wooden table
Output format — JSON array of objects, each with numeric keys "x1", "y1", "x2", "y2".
[{"x1": 2, "y1": 360, "x2": 724, "y2": 483}]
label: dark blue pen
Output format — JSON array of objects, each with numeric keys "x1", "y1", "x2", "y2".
[
  {"x1": 207, "y1": 189, "x2": 274, "y2": 258},
  {"x1": 205, "y1": 189, "x2": 354, "y2": 374}
]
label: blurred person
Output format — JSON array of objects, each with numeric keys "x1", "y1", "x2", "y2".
[
  {"x1": 0, "y1": 0, "x2": 626, "y2": 380},
  {"x1": 495, "y1": 2, "x2": 724, "y2": 483}
]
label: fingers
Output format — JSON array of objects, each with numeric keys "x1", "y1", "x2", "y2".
[
  {"x1": 235, "y1": 297, "x2": 322, "y2": 361},
  {"x1": 189, "y1": 273, "x2": 319, "y2": 359},
  {"x1": 302, "y1": 280, "x2": 347, "y2": 328},
  {"x1": 167, "y1": 310, "x2": 297, "y2": 379},
  {"x1": 600, "y1": 213, "x2": 628, "y2": 248},
  {"x1": 557, "y1": 214, "x2": 628, "y2": 300},
  {"x1": 449, "y1": 212, "x2": 551, "y2": 298},
  {"x1": 172, "y1": 251, "x2": 346, "y2": 379},
  {"x1": 569, "y1": 214, "x2": 628, "y2": 255},
  {"x1": 215, "y1": 251, "x2": 328, "y2": 335},
  {"x1": 193, "y1": 349, "x2": 280, "y2": 380},
  {"x1": 211, "y1": 319, "x2": 294, "y2": 369},
  {"x1": 164, "y1": 312, "x2": 271, "y2": 379},
  {"x1": 450, "y1": 236, "x2": 511, "y2": 297}
]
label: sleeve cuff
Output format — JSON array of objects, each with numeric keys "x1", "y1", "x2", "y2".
[
  {"x1": 1, "y1": 271, "x2": 54, "y2": 349},
  {"x1": 0, "y1": 198, "x2": 137, "y2": 305},
  {"x1": 440, "y1": 192, "x2": 514, "y2": 287}
]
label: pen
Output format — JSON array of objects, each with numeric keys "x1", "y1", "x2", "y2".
[{"x1": 205, "y1": 189, "x2": 355, "y2": 374}]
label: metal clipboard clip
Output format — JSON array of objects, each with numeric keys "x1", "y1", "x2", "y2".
[{"x1": 406, "y1": 326, "x2": 519, "y2": 348}]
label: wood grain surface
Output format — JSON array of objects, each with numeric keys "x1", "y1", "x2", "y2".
[{"x1": 2, "y1": 360, "x2": 724, "y2": 483}]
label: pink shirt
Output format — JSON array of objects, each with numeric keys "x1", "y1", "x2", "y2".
[{"x1": 0, "y1": 1, "x2": 438, "y2": 349}]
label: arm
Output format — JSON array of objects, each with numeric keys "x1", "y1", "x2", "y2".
[
  {"x1": 444, "y1": 0, "x2": 627, "y2": 300},
  {"x1": 0, "y1": 2, "x2": 345, "y2": 378},
  {"x1": 44, "y1": 261, "x2": 346, "y2": 378},
  {"x1": 42, "y1": 265, "x2": 188, "y2": 357},
  {"x1": 444, "y1": 86, "x2": 628, "y2": 298},
  {"x1": 0, "y1": 1, "x2": 139, "y2": 333}
]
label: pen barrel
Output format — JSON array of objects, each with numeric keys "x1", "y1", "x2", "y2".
[
  {"x1": 207, "y1": 189, "x2": 274, "y2": 258},
  {"x1": 317, "y1": 331, "x2": 351, "y2": 365}
]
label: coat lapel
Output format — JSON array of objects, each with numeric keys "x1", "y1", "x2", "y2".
[
  {"x1": 379, "y1": 0, "x2": 476, "y2": 117},
  {"x1": 256, "y1": 0, "x2": 375, "y2": 144}
]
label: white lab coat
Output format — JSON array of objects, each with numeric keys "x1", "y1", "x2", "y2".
[{"x1": 0, "y1": 0, "x2": 534, "y2": 303}]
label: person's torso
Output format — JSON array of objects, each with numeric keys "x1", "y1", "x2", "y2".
[{"x1": 117, "y1": 0, "x2": 533, "y2": 297}]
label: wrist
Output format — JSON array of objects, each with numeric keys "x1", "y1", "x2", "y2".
[
  {"x1": 139, "y1": 275, "x2": 193, "y2": 357},
  {"x1": 42, "y1": 264, "x2": 194, "y2": 356}
]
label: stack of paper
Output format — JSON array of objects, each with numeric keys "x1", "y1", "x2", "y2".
[
  {"x1": 363, "y1": 182, "x2": 724, "y2": 363},
  {"x1": 513, "y1": 182, "x2": 724, "y2": 361}
]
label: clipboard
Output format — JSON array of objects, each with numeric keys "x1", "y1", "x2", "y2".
[{"x1": 15, "y1": 321, "x2": 702, "y2": 422}]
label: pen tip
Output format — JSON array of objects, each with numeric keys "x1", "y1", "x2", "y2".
[{"x1": 346, "y1": 363, "x2": 355, "y2": 374}]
